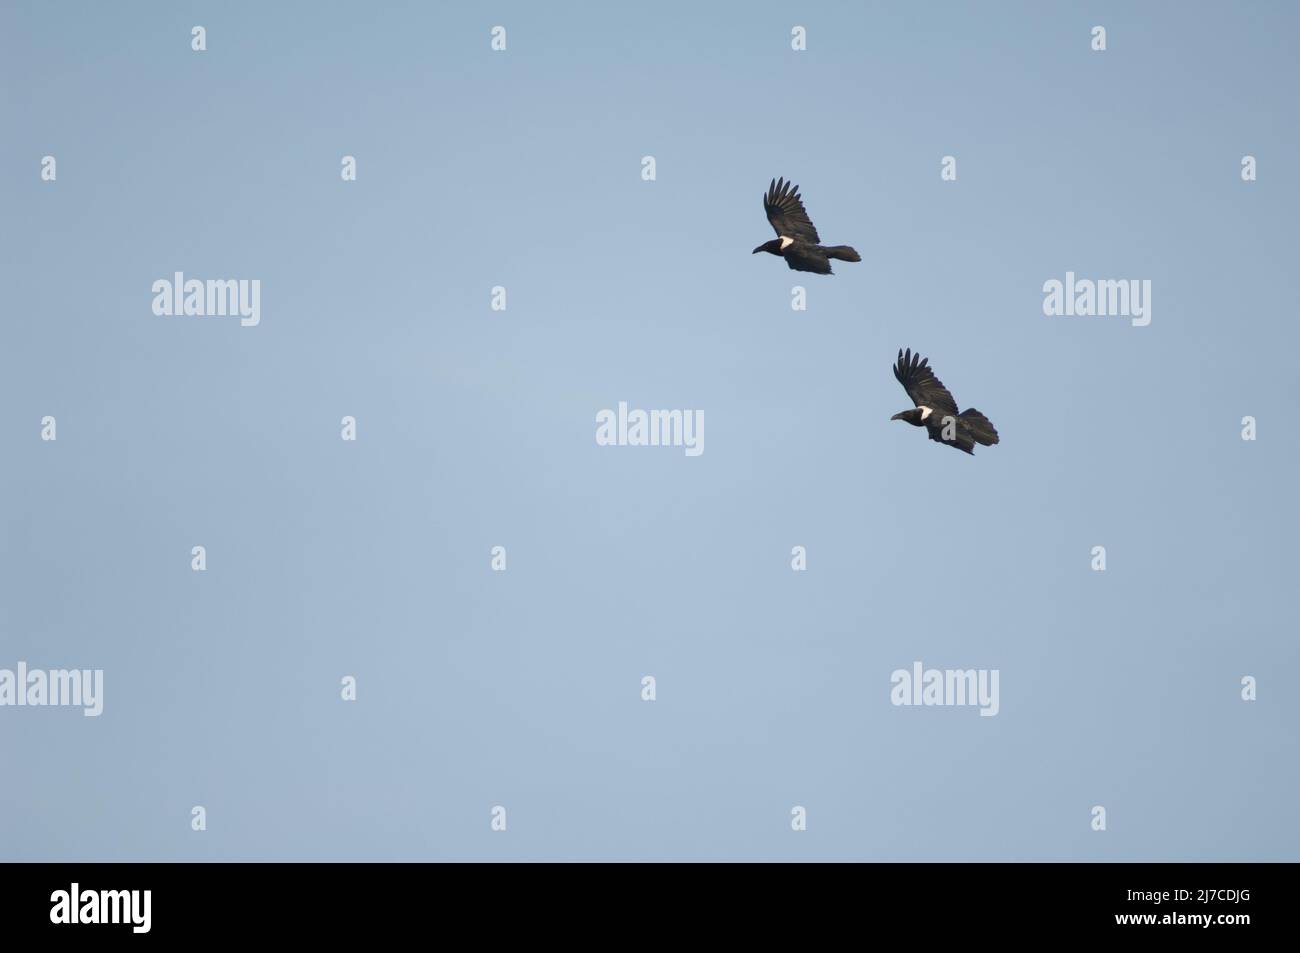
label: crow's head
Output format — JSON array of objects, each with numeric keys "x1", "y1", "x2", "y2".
[{"x1": 752, "y1": 239, "x2": 782, "y2": 256}]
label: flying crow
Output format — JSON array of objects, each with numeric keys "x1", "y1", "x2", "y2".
[
  {"x1": 890, "y1": 348, "x2": 999, "y2": 455},
  {"x1": 752, "y1": 178, "x2": 861, "y2": 275}
]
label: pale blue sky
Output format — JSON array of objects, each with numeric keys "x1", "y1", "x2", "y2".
[{"x1": 1, "y1": 1, "x2": 1297, "y2": 860}]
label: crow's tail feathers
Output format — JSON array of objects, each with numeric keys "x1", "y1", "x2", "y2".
[
  {"x1": 823, "y1": 245, "x2": 861, "y2": 263},
  {"x1": 959, "y1": 409, "x2": 999, "y2": 446}
]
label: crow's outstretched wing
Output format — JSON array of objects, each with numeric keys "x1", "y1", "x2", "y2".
[
  {"x1": 893, "y1": 348, "x2": 959, "y2": 416},
  {"x1": 763, "y1": 178, "x2": 821, "y2": 244}
]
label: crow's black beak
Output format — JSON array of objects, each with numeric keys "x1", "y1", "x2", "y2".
[
  {"x1": 890, "y1": 413, "x2": 904, "y2": 421},
  {"x1": 752, "y1": 245, "x2": 763, "y2": 254}
]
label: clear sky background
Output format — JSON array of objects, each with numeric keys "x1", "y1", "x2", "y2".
[{"x1": 2, "y1": 1, "x2": 1297, "y2": 860}]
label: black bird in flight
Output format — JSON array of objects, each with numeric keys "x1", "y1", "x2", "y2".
[
  {"x1": 752, "y1": 178, "x2": 861, "y2": 275},
  {"x1": 891, "y1": 349, "x2": 999, "y2": 455}
]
